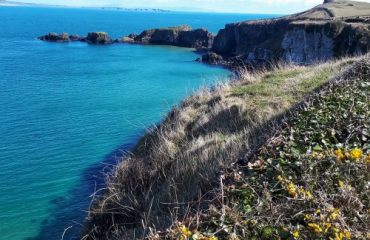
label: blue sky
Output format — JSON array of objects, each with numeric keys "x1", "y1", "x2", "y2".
[{"x1": 18, "y1": 0, "x2": 370, "y2": 14}]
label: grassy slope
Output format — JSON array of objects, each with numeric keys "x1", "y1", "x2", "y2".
[
  {"x1": 325, "y1": 1, "x2": 370, "y2": 18},
  {"x1": 289, "y1": 0, "x2": 370, "y2": 20},
  {"x1": 162, "y1": 58, "x2": 370, "y2": 240},
  {"x1": 82, "y1": 56, "x2": 368, "y2": 239}
]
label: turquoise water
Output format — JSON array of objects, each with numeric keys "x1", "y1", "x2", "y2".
[{"x1": 0, "y1": 7, "x2": 277, "y2": 239}]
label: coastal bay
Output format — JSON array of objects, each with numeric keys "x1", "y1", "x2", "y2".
[{"x1": 0, "y1": 6, "x2": 276, "y2": 239}]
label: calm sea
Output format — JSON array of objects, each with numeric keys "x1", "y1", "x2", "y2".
[{"x1": 0, "y1": 6, "x2": 277, "y2": 239}]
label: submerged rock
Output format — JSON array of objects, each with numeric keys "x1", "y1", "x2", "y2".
[{"x1": 69, "y1": 34, "x2": 81, "y2": 41}]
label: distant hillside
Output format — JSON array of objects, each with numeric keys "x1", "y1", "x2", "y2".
[
  {"x1": 0, "y1": 0, "x2": 34, "y2": 6},
  {"x1": 290, "y1": 0, "x2": 370, "y2": 19}
]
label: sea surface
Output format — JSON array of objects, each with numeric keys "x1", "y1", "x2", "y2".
[{"x1": 0, "y1": 7, "x2": 277, "y2": 239}]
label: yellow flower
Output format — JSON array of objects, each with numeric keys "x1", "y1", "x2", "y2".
[
  {"x1": 292, "y1": 230, "x2": 300, "y2": 239},
  {"x1": 287, "y1": 182, "x2": 297, "y2": 198},
  {"x1": 343, "y1": 229, "x2": 351, "y2": 238},
  {"x1": 334, "y1": 149, "x2": 345, "y2": 161},
  {"x1": 350, "y1": 148, "x2": 363, "y2": 160},
  {"x1": 181, "y1": 225, "x2": 192, "y2": 237},
  {"x1": 332, "y1": 227, "x2": 340, "y2": 233},
  {"x1": 304, "y1": 214, "x2": 311, "y2": 221},
  {"x1": 323, "y1": 222, "x2": 331, "y2": 233},
  {"x1": 334, "y1": 232, "x2": 344, "y2": 240},
  {"x1": 277, "y1": 175, "x2": 284, "y2": 181},
  {"x1": 209, "y1": 236, "x2": 218, "y2": 240},
  {"x1": 305, "y1": 190, "x2": 312, "y2": 199},
  {"x1": 338, "y1": 180, "x2": 344, "y2": 188},
  {"x1": 308, "y1": 223, "x2": 322, "y2": 234},
  {"x1": 330, "y1": 209, "x2": 340, "y2": 220}
]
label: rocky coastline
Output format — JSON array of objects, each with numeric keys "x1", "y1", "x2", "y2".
[{"x1": 39, "y1": 1, "x2": 370, "y2": 69}]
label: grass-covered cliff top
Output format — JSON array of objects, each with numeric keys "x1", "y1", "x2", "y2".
[
  {"x1": 83, "y1": 54, "x2": 369, "y2": 239},
  {"x1": 160, "y1": 58, "x2": 370, "y2": 240},
  {"x1": 292, "y1": 0, "x2": 370, "y2": 20},
  {"x1": 241, "y1": 0, "x2": 370, "y2": 24},
  {"x1": 323, "y1": 0, "x2": 370, "y2": 18}
]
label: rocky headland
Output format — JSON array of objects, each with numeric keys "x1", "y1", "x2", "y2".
[
  {"x1": 204, "y1": 0, "x2": 370, "y2": 67},
  {"x1": 121, "y1": 25, "x2": 214, "y2": 49}
]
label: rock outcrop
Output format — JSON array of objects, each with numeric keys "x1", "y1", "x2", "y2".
[
  {"x1": 38, "y1": 32, "x2": 73, "y2": 42},
  {"x1": 123, "y1": 25, "x2": 214, "y2": 49},
  {"x1": 203, "y1": 0, "x2": 370, "y2": 66},
  {"x1": 84, "y1": 32, "x2": 113, "y2": 44},
  {"x1": 39, "y1": 32, "x2": 113, "y2": 44}
]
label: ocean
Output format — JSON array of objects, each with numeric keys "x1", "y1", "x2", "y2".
[{"x1": 0, "y1": 6, "x2": 277, "y2": 239}]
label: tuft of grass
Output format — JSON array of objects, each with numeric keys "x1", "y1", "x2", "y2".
[{"x1": 82, "y1": 55, "x2": 366, "y2": 240}]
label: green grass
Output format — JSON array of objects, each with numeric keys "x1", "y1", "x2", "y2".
[
  {"x1": 162, "y1": 57, "x2": 370, "y2": 240},
  {"x1": 231, "y1": 68, "x2": 305, "y2": 96}
]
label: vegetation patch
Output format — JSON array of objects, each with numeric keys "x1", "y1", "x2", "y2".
[
  {"x1": 83, "y1": 56, "x2": 366, "y2": 240},
  {"x1": 161, "y1": 59, "x2": 370, "y2": 240}
]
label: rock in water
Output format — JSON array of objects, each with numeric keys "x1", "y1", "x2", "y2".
[
  {"x1": 123, "y1": 25, "x2": 214, "y2": 49},
  {"x1": 69, "y1": 34, "x2": 81, "y2": 41},
  {"x1": 85, "y1": 32, "x2": 113, "y2": 44},
  {"x1": 202, "y1": 52, "x2": 224, "y2": 64},
  {"x1": 38, "y1": 32, "x2": 70, "y2": 42}
]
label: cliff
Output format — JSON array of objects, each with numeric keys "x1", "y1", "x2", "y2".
[{"x1": 204, "y1": 0, "x2": 370, "y2": 66}]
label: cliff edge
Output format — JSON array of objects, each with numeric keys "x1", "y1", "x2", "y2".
[{"x1": 205, "y1": 0, "x2": 370, "y2": 66}]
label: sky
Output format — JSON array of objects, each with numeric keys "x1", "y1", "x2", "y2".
[{"x1": 15, "y1": 0, "x2": 370, "y2": 14}]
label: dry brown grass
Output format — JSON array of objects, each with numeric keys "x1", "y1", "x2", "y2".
[
  {"x1": 81, "y1": 56, "x2": 362, "y2": 240},
  {"x1": 160, "y1": 57, "x2": 369, "y2": 240}
]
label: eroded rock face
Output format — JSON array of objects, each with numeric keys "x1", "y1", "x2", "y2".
[
  {"x1": 38, "y1": 32, "x2": 71, "y2": 42},
  {"x1": 210, "y1": 18, "x2": 370, "y2": 65},
  {"x1": 85, "y1": 32, "x2": 113, "y2": 44},
  {"x1": 125, "y1": 25, "x2": 214, "y2": 49},
  {"x1": 178, "y1": 28, "x2": 214, "y2": 49},
  {"x1": 281, "y1": 25, "x2": 334, "y2": 63}
]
